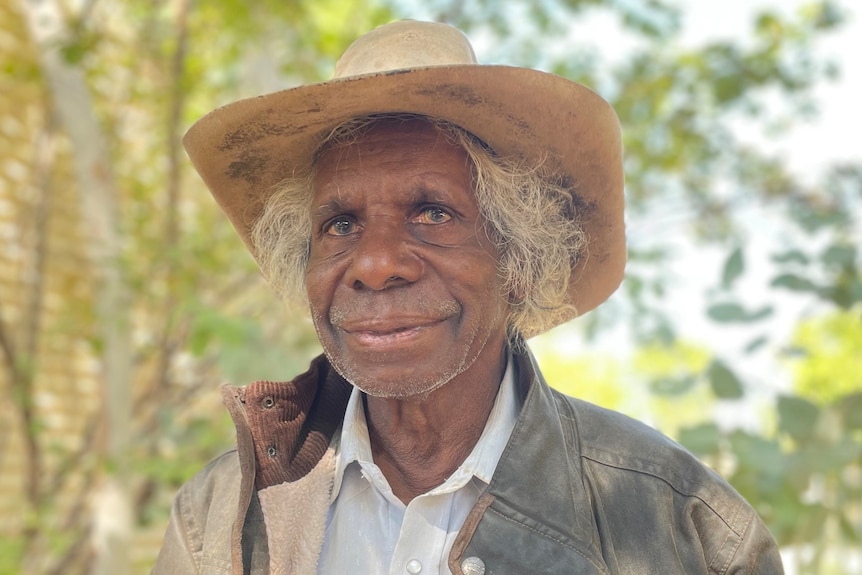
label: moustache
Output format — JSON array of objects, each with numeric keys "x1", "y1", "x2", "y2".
[{"x1": 329, "y1": 293, "x2": 460, "y2": 328}]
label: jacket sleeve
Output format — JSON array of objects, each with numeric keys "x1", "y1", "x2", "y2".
[
  {"x1": 724, "y1": 512, "x2": 784, "y2": 575},
  {"x1": 150, "y1": 451, "x2": 243, "y2": 574},
  {"x1": 152, "y1": 483, "x2": 201, "y2": 574}
]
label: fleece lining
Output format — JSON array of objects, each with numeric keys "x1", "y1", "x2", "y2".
[{"x1": 258, "y1": 449, "x2": 337, "y2": 575}]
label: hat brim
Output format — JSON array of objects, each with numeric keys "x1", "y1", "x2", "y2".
[{"x1": 183, "y1": 64, "x2": 625, "y2": 335}]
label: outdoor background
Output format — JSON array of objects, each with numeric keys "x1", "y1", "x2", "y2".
[{"x1": 1, "y1": 0, "x2": 860, "y2": 573}]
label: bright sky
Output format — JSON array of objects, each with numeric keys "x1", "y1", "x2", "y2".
[{"x1": 678, "y1": 0, "x2": 861, "y2": 177}]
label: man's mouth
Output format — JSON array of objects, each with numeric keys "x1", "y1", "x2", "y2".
[
  {"x1": 336, "y1": 316, "x2": 448, "y2": 347},
  {"x1": 327, "y1": 298, "x2": 460, "y2": 349},
  {"x1": 341, "y1": 317, "x2": 443, "y2": 334},
  {"x1": 350, "y1": 326, "x2": 423, "y2": 345}
]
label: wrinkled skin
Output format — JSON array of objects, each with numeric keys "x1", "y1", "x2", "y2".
[{"x1": 305, "y1": 119, "x2": 510, "y2": 402}]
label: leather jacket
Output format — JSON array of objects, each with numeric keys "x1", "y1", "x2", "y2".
[{"x1": 153, "y1": 349, "x2": 783, "y2": 574}]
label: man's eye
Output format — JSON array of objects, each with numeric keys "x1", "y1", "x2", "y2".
[
  {"x1": 415, "y1": 207, "x2": 452, "y2": 224},
  {"x1": 325, "y1": 216, "x2": 358, "y2": 236}
]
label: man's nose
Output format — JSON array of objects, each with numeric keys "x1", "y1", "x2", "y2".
[{"x1": 343, "y1": 222, "x2": 422, "y2": 291}]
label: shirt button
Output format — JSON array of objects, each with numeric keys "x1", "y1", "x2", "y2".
[{"x1": 406, "y1": 559, "x2": 422, "y2": 574}]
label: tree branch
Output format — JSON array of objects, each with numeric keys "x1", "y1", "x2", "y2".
[
  {"x1": 0, "y1": 302, "x2": 18, "y2": 388},
  {"x1": 152, "y1": 0, "x2": 192, "y2": 407}
]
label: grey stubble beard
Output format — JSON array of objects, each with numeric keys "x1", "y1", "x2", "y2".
[{"x1": 311, "y1": 300, "x2": 488, "y2": 402}]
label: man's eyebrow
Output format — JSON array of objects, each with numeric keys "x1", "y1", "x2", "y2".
[
  {"x1": 408, "y1": 187, "x2": 434, "y2": 203},
  {"x1": 310, "y1": 183, "x2": 458, "y2": 219},
  {"x1": 312, "y1": 197, "x2": 352, "y2": 218},
  {"x1": 409, "y1": 185, "x2": 454, "y2": 204}
]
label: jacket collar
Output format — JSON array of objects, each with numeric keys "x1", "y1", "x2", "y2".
[
  {"x1": 476, "y1": 349, "x2": 605, "y2": 566},
  {"x1": 224, "y1": 347, "x2": 606, "y2": 573}
]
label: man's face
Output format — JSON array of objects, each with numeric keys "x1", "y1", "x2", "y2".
[{"x1": 305, "y1": 119, "x2": 510, "y2": 400}]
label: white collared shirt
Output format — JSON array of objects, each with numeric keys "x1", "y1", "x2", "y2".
[{"x1": 317, "y1": 354, "x2": 520, "y2": 575}]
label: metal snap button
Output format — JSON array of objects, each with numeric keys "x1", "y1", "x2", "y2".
[
  {"x1": 262, "y1": 397, "x2": 275, "y2": 409},
  {"x1": 461, "y1": 556, "x2": 485, "y2": 575},
  {"x1": 267, "y1": 446, "x2": 277, "y2": 457}
]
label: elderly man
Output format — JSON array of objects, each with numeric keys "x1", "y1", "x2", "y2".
[{"x1": 154, "y1": 20, "x2": 783, "y2": 575}]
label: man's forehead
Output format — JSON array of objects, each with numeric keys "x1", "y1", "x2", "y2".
[
  {"x1": 308, "y1": 120, "x2": 481, "y2": 224},
  {"x1": 311, "y1": 120, "x2": 474, "y2": 196},
  {"x1": 314, "y1": 116, "x2": 455, "y2": 160}
]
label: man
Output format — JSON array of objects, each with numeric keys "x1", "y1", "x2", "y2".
[{"x1": 155, "y1": 20, "x2": 783, "y2": 575}]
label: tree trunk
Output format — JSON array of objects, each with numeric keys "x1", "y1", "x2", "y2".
[{"x1": 19, "y1": 1, "x2": 132, "y2": 573}]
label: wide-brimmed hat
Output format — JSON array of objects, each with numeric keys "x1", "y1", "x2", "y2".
[{"x1": 183, "y1": 20, "x2": 625, "y2": 330}]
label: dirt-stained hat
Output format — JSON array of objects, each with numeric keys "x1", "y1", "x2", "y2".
[{"x1": 183, "y1": 20, "x2": 625, "y2": 330}]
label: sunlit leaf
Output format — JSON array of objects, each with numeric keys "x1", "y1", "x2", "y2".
[
  {"x1": 791, "y1": 312, "x2": 862, "y2": 403},
  {"x1": 793, "y1": 504, "x2": 830, "y2": 545},
  {"x1": 707, "y1": 360, "x2": 745, "y2": 399},
  {"x1": 837, "y1": 393, "x2": 862, "y2": 430},
  {"x1": 777, "y1": 395, "x2": 819, "y2": 442},
  {"x1": 650, "y1": 375, "x2": 697, "y2": 396},
  {"x1": 678, "y1": 423, "x2": 722, "y2": 456},
  {"x1": 729, "y1": 431, "x2": 784, "y2": 477},
  {"x1": 744, "y1": 335, "x2": 768, "y2": 354},
  {"x1": 802, "y1": 438, "x2": 860, "y2": 473},
  {"x1": 821, "y1": 244, "x2": 856, "y2": 267},
  {"x1": 721, "y1": 246, "x2": 745, "y2": 288},
  {"x1": 707, "y1": 302, "x2": 773, "y2": 323},
  {"x1": 771, "y1": 273, "x2": 819, "y2": 293},
  {"x1": 771, "y1": 249, "x2": 809, "y2": 265}
]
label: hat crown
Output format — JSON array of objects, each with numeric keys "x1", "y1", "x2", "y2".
[{"x1": 334, "y1": 20, "x2": 478, "y2": 78}]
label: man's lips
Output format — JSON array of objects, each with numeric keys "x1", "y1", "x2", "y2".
[
  {"x1": 336, "y1": 316, "x2": 446, "y2": 335},
  {"x1": 329, "y1": 299, "x2": 461, "y2": 336},
  {"x1": 332, "y1": 317, "x2": 445, "y2": 349}
]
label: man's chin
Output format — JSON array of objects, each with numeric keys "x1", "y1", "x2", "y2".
[{"x1": 341, "y1": 366, "x2": 459, "y2": 402}]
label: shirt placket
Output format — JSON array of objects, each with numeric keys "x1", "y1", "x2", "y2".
[{"x1": 390, "y1": 493, "x2": 452, "y2": 575}]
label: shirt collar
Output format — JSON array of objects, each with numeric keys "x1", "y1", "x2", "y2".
[{"x1": 330, "y1": 352, "x2": 520, "y2": 502}]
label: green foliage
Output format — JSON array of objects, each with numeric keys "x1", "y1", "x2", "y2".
[
  {"x1": 839, "y1": 393, "x2": 862, "y2": 430},
  {"x1": 777, "y1": 395, "x2": 820, "y2": 441},
  {"x1": 722, "y1": 246, "x2": 745, "y2": 288},
  {"x1": 633, "y1": 340, "x2": 711, "y2": 380},
  {"x1": 672, "y1": 175, "x2": 859, "y2": 575},
  {"x1": 0, "y1": 540, "x2": 24, "y2": 575},
  {"x1": 133, "y1": 411, "x2": 235, "y2": 489},
  {"x1": 714, "y1": 395, "x2": 862, "y2": 557},
  {"x1": 707, "y1": 302, "x2": 774, "y2": 323},
  {"x1": 185, "y1": 300, "x2": 321, "y2": 382},
  {"x1": 626, "y1": 341, "x2": 719, "y2": 435},
  {"x1": 533, "y1": 335, "x2": 629, "y2": 412},
  {"x1": 678, "y1": 422, "x2": 722, "y2": 456},
  {"x1": 707, "y1": 360, "x2": 745, "y2": 399},
  {"x1": 790, "y1": 309, "x2": 862, "y2": 403}
]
